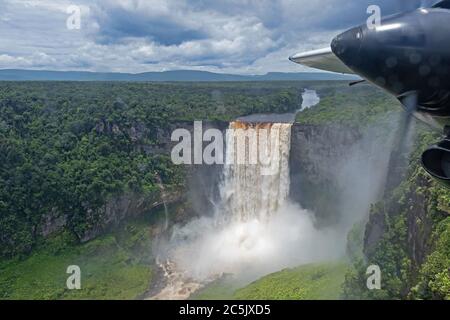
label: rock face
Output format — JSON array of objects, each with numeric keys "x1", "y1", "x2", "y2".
[
  {"x1": 364, "y1": 168, "x2": 446, "y2": 266},
  {"x1": 289, "y1": 124, "x2": 362, "y2": 224},
  {"x1": 363, "y1": 205, "x2": 387, "y2": 258},
  {"x1": 38, "y1": 121, "x2": 227, "y2": 242},
  {"x1": 76, "y1": 191, "x2": 183, "y2": 243},
  {"x1": 39, "y1": 209, "x2": 68, "y2": 237},
  {"x1": 290, "y1": 124, "x2": 362, "y2": 184},
  {"x1": 404, "y1": 182, "x2": 435, "y2": 268}
]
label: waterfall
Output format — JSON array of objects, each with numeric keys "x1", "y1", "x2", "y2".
[
  {"x1": 219, "y1": 121, "x2": 293, "y2": 222},
  {"x1": 150, "y1": 120, "x2": 322, "y2": 300}
]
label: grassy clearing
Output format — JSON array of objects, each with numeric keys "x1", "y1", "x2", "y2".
[
  {"x1": 190, "y1": 262, "x2": 348, "y2": 300},
  {"x1": 0, "y1": 219, "x2": 155, "y2": 300},
  {"x1": 234, "y1": 262, "x2": 348, "y2": 300},
  {"x1": 190, "y1": 276, "x2": 243, "y2": 300}
]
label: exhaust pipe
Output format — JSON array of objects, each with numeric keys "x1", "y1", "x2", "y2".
[{"x1": 422, "y1": 139, "x2": 450, "y2": 187}]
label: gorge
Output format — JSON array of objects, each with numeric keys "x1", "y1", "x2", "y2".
[
  {"x1": 1, "y1": 82, "x2": 448, "y2": 300},
  {"x1": 149, "y1": 89, "x2": 377, "y2": 299},
  {"x1": 151, "y1": 120, "x2": 334, "y2": 299}
]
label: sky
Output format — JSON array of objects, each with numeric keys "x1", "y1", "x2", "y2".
[{"x1": 0, "y1": 0, "x2": 436, "y2": 74}]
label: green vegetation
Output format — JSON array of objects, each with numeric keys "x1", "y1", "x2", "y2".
[
  {"x1": 342, "y1": 123, "x2": 450, "y2": 300},
  {"x1": 190, "y1": 276, "x2": 244, "y2": 300},
  {"x1": 411, "y1": 217, "x2": 450, "y2": 299},
  {"x1": 294, "y1": 82, "x2": 449, "y2": 300},
  {"x1": 296, "y1": 83, "x2": 401, "y2": 128},
  {"x1": 1, "y1": 80, "x2": 448, "y2": 300},
  {"x1": 191, "y1": 262, "x2": 348, "y2": 300},
  {"x1": 0, "y1": 81, "x2": 303, "y2": 258},
  {"x1": 362, "y1": 178, "x2": 449, "y2": 300},
  {"x1": 0, "y1": 215, "x2": 156, "y2": 300},
  {"x1": 234, "y1": 263, "x2": 348, "y2": 300}
]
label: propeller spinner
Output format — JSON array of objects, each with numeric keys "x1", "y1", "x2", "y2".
[{"x1": 291, "y1": 1, "x2": 450, "y2": 187}]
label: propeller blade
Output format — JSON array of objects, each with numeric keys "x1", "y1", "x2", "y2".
[
  {"x1": 384, "y1": 92, "x2": 419, "y2": 192},
  {"x1": 349, "y1": 79, "x2": 366, "y2": 87},
  {"x1": 399, "y1": 91, "x2": 419, "y2": 137},
  {"x1": 400, "y1": 91, "x2": 419, "y2": 114},
  {"x1": 397, "y1": 91, "x2": 418, "y2": 149}
]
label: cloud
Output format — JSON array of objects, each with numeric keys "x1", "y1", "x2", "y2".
[
  {"x1": 0, "y1": 0, "x2": 427, "y2": 74},
  {"x1": 91, "y1": 2, "x2": 207, "y2": 45}
]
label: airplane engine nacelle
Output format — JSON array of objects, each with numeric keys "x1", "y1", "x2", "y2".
[
  {"x1": 331, "y1": 7, "x2": 450, "y2": 131},
  {"x1": 422, "y1": 139, "x2": 450, "y2": 187}
]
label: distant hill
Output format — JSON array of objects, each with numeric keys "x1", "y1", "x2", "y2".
[{"x1": 0, "y1": 69, "x2": 358, "y2": 82}]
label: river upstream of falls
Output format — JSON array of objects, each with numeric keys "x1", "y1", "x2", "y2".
[{"x1": 148, "y1": 89, "x2": 340, "y2": 300}]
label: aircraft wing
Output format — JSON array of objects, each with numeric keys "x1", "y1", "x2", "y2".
[{"x1": 289, "y1": 47, "x2": 355, "y2": 74}]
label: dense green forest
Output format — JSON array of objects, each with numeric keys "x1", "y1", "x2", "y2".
[
  {"x1": 343, "y1": 130, "x2": 450, "y2": 300},
  {"x1": 0, "y1": 81, "x2": 448, "y2": 300},
  {"x1": 297, "y1": 81, "x2": 401, "y2": 127},
  {"x1": 293, "y1": 83, "x2": 450, "y2": 300},
  {"x1": 0, "y1": 81, "x2": 302, "y2": 259}
]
